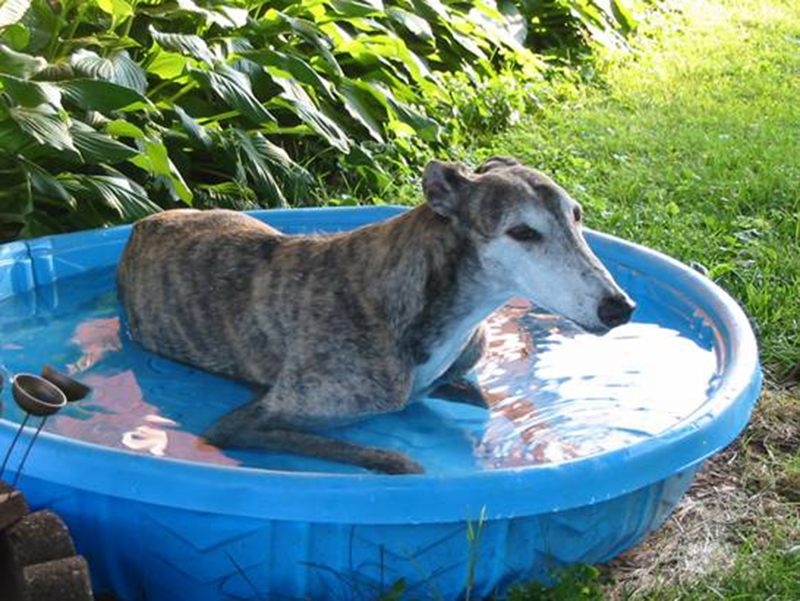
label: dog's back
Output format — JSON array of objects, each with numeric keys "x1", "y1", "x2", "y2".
[{"x1": 118, "y1": 209, "x2": 286, "y2": 383}]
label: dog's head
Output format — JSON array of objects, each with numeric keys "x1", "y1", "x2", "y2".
[{"x1": 422, "y1": 156, "x2": 635, "y2": 333}]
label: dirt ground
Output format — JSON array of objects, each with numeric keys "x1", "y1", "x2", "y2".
[{"x1": 602, "y1": 388, "x2": 800, "y2": 597}]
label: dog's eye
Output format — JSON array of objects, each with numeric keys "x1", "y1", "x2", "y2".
[
  {"x1": 573, "y1": 206, "x2": 582, "y2": 223},
  {"x1": 506, "y1": 225, "x2": 543, "y2": 243}
]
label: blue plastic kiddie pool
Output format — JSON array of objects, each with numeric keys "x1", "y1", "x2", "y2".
[{"x1": 0, "y1": 207, "x2": 761, "y2": 600}]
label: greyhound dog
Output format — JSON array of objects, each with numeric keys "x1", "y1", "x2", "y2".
[{"x1": 117, "y1": 157, "x2": 635, "y2": 474}]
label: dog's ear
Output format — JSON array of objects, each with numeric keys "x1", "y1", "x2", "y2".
[
  {"x1": 422, "y1": 160, "x2": 472, "y2": 219},
  {"x1": 474, "y1": 156, "x2": 521, "y2": 174}
]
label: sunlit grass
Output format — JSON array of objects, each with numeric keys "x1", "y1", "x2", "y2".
[
  {"x1": 463, "y1": 0, "x2": 799, "y2": 597},
  {"x1": 470, "y1": 0, "x2": 800, "y2": 381}
]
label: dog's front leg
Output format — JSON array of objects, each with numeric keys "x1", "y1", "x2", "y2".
[
  {"x1": 202, "y1": 368, "x2": 424, "y2": 474},
  {"x1": 428, "y1": 326, "x2": 490, "y2": 409}
]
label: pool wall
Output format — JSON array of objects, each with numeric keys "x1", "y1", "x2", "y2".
[{"x1": 0, "y1": 207, "x2": 761, "y2": 600}]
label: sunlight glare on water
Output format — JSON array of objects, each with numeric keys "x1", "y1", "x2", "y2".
[{"x1": 0, "y1": 268, "x2": 720, "y2": 474}]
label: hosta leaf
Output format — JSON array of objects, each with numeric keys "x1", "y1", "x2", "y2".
[
  {"x1": 611, "y1": 0, "x2": 637, "y2": 33},
  {"x1": 271, "y1": 77, "x2": 350, "y2": 153},
  {"x1": 194, "y1": 182, "x2": 257, "y2": 211},
  {"x1": 190, "y1": 64, "x2": 274, "y2": 126},
  {"x1": 21, "y1": 158, "x2": 75, "y2": 208},
  {"x1": 61, "y1": 79, "x2": 155, "y2": 113},
  {"x1": 61, "y1": 174, "x2": 161, "y2": 221},
  {"x1": 338, "y1": 78, "x2": 386, "y2": 142},
  {"x1": 411, "y1": 0, "x2": 449, "y2": 23},
  {"x1": 339, "y1": 35, "x2": 433, "y2": 92},
  {"x1": 130, "y1": 140, "x2": 193, "y2": 203},
  {"x1": 498, "y1": 0, "x2": 528, "y2": 45},
  {"x1": 70, "y1": 49, "x2": 115, "y2": 81},
  {"x1": 249, "y1": 132, "x2": 297, "y2": 171},
  {"x1": 2, "y1": 22, "x2": 30, "y2": 50},
  {"x1": 146, "y1": 47, "x2": 195, "y2": 80},
  {"x1": 278, "y1": 14, "x2": 342, "y2": 77},
  {"x1": 0, "y1": 42, "x2": 46, "y2": 78},
  {"x1": 0, "y1": 74, "x2": 61, "y2": 108},
  {"x1": 16, "y1": 0, "x2": 56, "y2": 55},
  {"x1": 0, "y1": 0, "x2": 31, "y2": 28},
  {"x1": 71, "y1": 121, "x2": 138, "y2": 164},
  {"x1": 9, "y1": 105, "x2": 77, "y2": 152},
  {"x1": 111, "y1": 51, "x2": 147, "y2": 94},
  {"x1": 173, "y1": 105, "x2": 211, "y2": 149},
  {"x1": 173, "y1": 0, "x2": 248, "y2": 30},
  {"x1": 228, "y1": 128, "x2": 287, "y2": 207},
  {"x1": 104, "y1": 118, "x2": 145, "y2": 139},
  {"x1": 95, "y1": 0, "x2": 133, "y2": 26},
  {"x1": 330, "y1": 0, "x2": 384, "y2": 18},
  {"x1": 149, "y1": 25, "x2": 215, "y2": 66},
  {"x1": 386, "y1": 7, "x2": 433, "y2": 42},
  {"x1": 242, "y1": 49, "x2": 333, "y2": 98}
]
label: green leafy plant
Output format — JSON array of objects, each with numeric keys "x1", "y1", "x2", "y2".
[{"x1": 0, "y1": 0, "x2": 643, "y2": 241}]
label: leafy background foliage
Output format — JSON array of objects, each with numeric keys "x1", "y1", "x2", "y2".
[{"x1": 0, "y1": 0, "x2": 642, "y2": 240}]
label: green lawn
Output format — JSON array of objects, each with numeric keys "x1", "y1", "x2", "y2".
[
  {"x1": 412, "y1": 0, "x2": 800, "y2": 597},
  {"x1": 471, "y1": 0, "x2": 800, "y2": 381}
]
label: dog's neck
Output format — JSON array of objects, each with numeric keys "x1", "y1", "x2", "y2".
[{"x1": 349, "y1": 205, "x2": 508, "y2": 388}]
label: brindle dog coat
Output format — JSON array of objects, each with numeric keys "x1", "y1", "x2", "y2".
[{"x1": 117, "y1": 157, "x2": 634, "y2": 474}]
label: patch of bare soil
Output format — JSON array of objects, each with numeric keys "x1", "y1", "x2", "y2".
[{"x1": 601, "y1": 388, "x2": 800, "y2": 597}]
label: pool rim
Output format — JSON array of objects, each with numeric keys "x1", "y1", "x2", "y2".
[{"x1": 0, "y1": 206, "x2": 761, "y2": 524}]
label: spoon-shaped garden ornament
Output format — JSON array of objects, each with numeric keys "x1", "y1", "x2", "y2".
[
  {"x1": 41, "y1": 365, "x2": 91, "y2": 403},
  {"x1": 0, "y1": 374, "x2": 67, "y2": 485}
]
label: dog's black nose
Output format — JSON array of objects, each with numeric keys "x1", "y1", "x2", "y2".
[{"x1": 598, "y1": 294, "x2": 635, "y2": 328}]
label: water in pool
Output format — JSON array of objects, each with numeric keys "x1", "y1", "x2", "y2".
[{"x1": 0, "y1": 266, "x2": 720, "y2": 474}]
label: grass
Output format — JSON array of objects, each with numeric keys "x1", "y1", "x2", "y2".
[
  {"x1": 388, "y1": 0, "x2": 800, "y2": 597},
  {"x1": 473, "y1": 0, "x2": 800, "y2": 382}
]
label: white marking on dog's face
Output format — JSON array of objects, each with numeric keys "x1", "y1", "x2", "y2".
[{"x1": 477, "y1": 181, "x2": 632, "y2": 333}]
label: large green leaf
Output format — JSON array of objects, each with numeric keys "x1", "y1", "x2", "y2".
[
  {"x1": 21, "y1": 157, "x2": 75, "y2": 208},
  {"x1": 277, "y1": 13, "x2": 343, "y2": 77},
  {"x1": 149, "y1": 25, "x2": 215, "y2": 65},
  {"x1": 130, "y1": 139, "x2": 193, "y2": 203},
  {"x1": 242, "y1": 49, "x2": 334, "y2": 98},
  {"x1": 158, "y1": 0, "x2": 248, "y2": 30},
  {"x1": 0, "y1": 74, "x2": 61, "y2": 108},
  {"x1": 386, "y1": 7, "x2": 434, "y2": 42},
  {"x1": 95, "y1": 0, "x2": 133, "y2": 23},
  {"x1": 173, "y1": 105, "x2": 211, "y2": 149},
  {"x1": 1, "y1": 22, "x2": 30, "y2": 50},
  {"x1": 60, "y1": 79, "x2": 155, "y2": 113},
  {"x1": 146, "y1": 47, "x2": 196, "y2": 80},
  {"x1": 70, "y1": 49, "x2": 115, "y2": 80},
  {"x1": 228, "y1": 128, "x2": 287, "y2": 207},
  {"x1": 104, "y1": 118, "x2": 145, "y2": 139},
  {"x1": 70, "y1": 121, "x2": 139, "y2": 164},
  {"x1": 111, "y1": 51, "x2": 147, "y2": 95},
  {"x1": 611, "y1": 0, "x2": 637, "y2": 33},
  {"x1": 0, "y1": 0, "x2": 31, "y2": 28},
  {"x1": 194, "y1": 181, "x2": 257, "y2": 211},
  {"x1": 330, "y1": 0, "x2": 384, "y2": 18},
  {"x1": 8, "y1": 105, "x2": 77, "y2": 152},
  {"x1": 338, "y1": 78, "x2": 386, "y2": 142},
  {"x1": 60, "y1": 174, "x2": 161, "y2": 221},
  {"x1": 271, "y1": 77, "x2": 351, "y2": 153},
  {"x1": 190, "y1": 64, "x2": 274, "y2": 126},
  {"x1": 0, "y1": 42, "x2": 46, "y2": 78}
]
